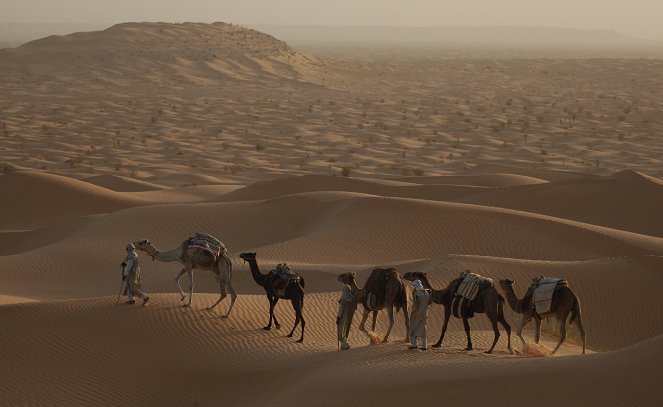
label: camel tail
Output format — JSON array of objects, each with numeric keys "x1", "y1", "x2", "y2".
[{"x1": 570, "y1": 296, "x2": 582, "y2": 326}]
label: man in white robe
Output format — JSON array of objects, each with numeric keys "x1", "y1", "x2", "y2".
[
  {"x1": 122, "y1": 243, "x2": 149, "y2": 305},
  {"x1": 336, "y1": 283, "x2": 357, "y2": 350},
  {"x1": 408, "y1": 279, "x2": 431, "y2": 350}
]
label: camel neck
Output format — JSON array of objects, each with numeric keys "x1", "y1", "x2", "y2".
[
  {"x1": 502, "y1": 285, "x2": 522, "y2": 313},
  {"x1": 420, "y1": 276, "x2": 434, "y2": 290},
  {"x1": 152, "y1": 246, "x2": 182, "y2": 262},
  {"x1": 246, "y1": 259, "x2": 269, "y2": 286},
  {"x1": 348, "y1": 280, "x2": 360, "y2": 294}
]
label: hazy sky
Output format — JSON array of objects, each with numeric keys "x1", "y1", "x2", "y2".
[{"x1": 2, "y1": 0, "x2": 663, "y2": 41}]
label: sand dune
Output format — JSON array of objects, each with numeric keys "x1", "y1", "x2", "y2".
[
  {"x1": 2, "y1": 22, "x2": 662, "y2": 407},
  {"x1": 0, "y1": 294, "x2": 660, "y2": 406}
]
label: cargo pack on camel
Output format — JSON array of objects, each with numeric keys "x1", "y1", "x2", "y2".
[
  {"x1": 451, "y1": 270, "x2": 495, "y2": 319},
  {"x1": 269, "y1": 263, "x2": 303, "y2": 299}
]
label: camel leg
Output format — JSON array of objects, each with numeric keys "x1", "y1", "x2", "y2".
[
  {"x1": 184, "y1": 269, "x2": 194, "y2": 308},
  {"x1": 432, "y1": 307, "x2": 451, "y2": 348},
  {"x1": 497, "y1": 310, "x2": 513, "y2": 354},
  {"x1": 288, "y1": 295, "x2": 305, "y2": 343},
  {"x1": 575, "y1": 316, "x2": 587, "y2": 355},
  {"x1": 217, "y1": 255, "x2": 237, "y2": 318},
  {"x1": 462, "y1": 318, "x2": 473, "y2": 351},
  {"x1": 485, "y1": 317, "x2": 501, "y2": 354},
  {"x1": 287, "y1": 310, "x2": 300, "y2": 338},
  {"x1": 174, "y1": 268, "x2": 187, "y2": 301},
  {"x1": 534, "y1": 317, "x2": 542, "y2": 344},
  {"x1": 358, "y1": 308, "x2": 370, "y2": 333},
  {"x1": 207, "y1": 292, "x2": 226, "y2": 311},
  {"x1": 222, "y1": 279, "x2": 238, "y2": 318},
  {"x1": 402, "y1": 297, "x2": 410, "y2": 343},
  {"x1": 516, "y1": 313, "x2": 531, "y2": 350},
  {"x1": 371, "y1": 310, "x2": 378, "y2": 331},
  {"x1": 382, "y1": 306, "x2": 395, "y2": 343},
  {"x1": 272, "y1": 298, "x2": 281, "y2": 330},
  {"x1": 297, "y1": 311, "x2": 305, "y2": 343},
  {"x1": 552, "y1": 318, "x2": 567, "y2": 355},
  {"x1": 264, "y1": 296, "x2": 275, "y2": 330},
  {"x1": 207, "y1": 277, "x2": 227, "y2": 311}
]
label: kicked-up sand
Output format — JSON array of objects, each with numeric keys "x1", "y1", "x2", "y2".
[{"x1": 1, "y1": 22, "x2": 663, "y2": 406}]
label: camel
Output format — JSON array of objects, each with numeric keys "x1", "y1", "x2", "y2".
[
  {"x1": 132, "y1": 237, "x2": 237, "y2": 317},
  {"x1": 239, "y1": 252, "x2": 306, "y2": 343},
  {"x1": 499, "y1": 278, "x2": 586, "y2": 354},
  {"x1": 403, "y1": 271, "x2": 512, "y2": 354},
  {"x1": 338, "y1": 269, "x2": 409, "y2": 343}
]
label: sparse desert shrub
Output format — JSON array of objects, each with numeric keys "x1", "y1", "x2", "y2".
[
  {"x1": 341, "y1": 166, "x2": 352, "y2": 177},
  {"x1": 255, "y1": 143, "x2": 264, "y2": 152}
]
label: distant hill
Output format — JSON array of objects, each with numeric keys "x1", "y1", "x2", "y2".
[
  {"x1": 254, "y1": 25, "x2": 663, "y2": 52},
  {"x1": 0, "y1": 22, "x2": 109, "y2": 45},
  {"x1": 0, "y1": 22, "x2": 330, "y2": 87}
]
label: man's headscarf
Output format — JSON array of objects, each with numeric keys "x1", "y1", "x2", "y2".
[{"x1": 412, "y1": 279, "x2": 424, "y2": 290}]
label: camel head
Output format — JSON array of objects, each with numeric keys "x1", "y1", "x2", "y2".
[
  {"x1": 337, "y1": 272, "x2": 356, "y2": 285},
  {"x1": 402, "y1": 271, "x2": 426, "y2": 282},
  {"x1": 132, "y1": 239, "x2": 157, "y2": 259},
  {"x1": 498, "y1": 279, "x2": 515, "y2": 290},
  {"x1": 239, "y1": 252, "x2": 256, "y2": 262}
]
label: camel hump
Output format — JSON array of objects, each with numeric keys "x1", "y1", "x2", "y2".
[{"x1": 369, "y1": 267, "x2": 401, "y2": 282}]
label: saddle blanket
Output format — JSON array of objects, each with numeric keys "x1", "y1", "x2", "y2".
[
  {"x1": 532, "y1": 277, "x2": 562, "y2": 314},
  {"x1": 188, "y1": 233, "x2": 227, "y2": 259},
  {"x1": 456, "y1": 270, "x2": 493, "y2": 301},
  {"x1": 452, "y1": 295, "x2": 475, "y2": 319}
]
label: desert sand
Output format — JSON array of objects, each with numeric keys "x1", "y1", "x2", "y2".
[{"x1": 1, "y1": 22, "x2": 663, "y2": 406}]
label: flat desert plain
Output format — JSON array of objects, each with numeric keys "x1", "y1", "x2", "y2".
[{"x1": 1, "y1": 22, "x2": 663, "y2": 406}]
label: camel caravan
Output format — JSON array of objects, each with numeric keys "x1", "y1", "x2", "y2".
[{"x1": 121, "y1": 232, "x2": 586, "y2": 355}]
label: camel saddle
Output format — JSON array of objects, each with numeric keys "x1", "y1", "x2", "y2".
[
  {"x1": 270, "y1": 263, "x2": 301, "y2": 298},
  {"x1": 454, "y1": 270, "x2": 494, "y2": 301},
  {"x1": 529, "y1": 276, "x2": 568, "y2": 315},
  {"x1": 451, "y1": 270, "x2": 494, "y2": 319},
  {"x1": 188, "y1": 233, "x2": 227, "y2": 260}
]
